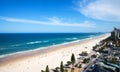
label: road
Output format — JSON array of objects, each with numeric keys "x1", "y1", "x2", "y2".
[{"x1": 81, "y1": 54, "x2": 101, "y2": 72}]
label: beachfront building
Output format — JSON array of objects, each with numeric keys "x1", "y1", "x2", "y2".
[{"x1": 111, "y1": 27, "x2": 120, "y2": 46}]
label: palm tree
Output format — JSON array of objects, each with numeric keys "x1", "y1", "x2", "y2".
[
  {"x1": 45, "y1": 65, "x2": 49, "y2": 72},
  {"x1": 71, "y1": 53, "x2": 75, "y2": 71},
  {"x1": 71, "y1": 53, "x2": 75, "y2": 65},
  {"x1": 60, "y1": 61, "x2": 64, "y2": 72}
]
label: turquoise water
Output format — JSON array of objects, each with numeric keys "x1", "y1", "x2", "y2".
[{"x1": 0, "y1": 33, "x2": 103, "y2": 56}]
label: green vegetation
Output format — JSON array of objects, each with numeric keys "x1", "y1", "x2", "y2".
[
  {"x1": 109, "y1": 57, "x2": 117, "y2": 64},
  {"x1": 93, "y1": 46, "x2": 96, "y2": 50},
  {"x1": 83, "y1": 58, "x2": 90, "y2": 63},
  {"x1": 92, "y1": 44, "x2": 99, "y2": 51},
  {"x1": 71, "y1": 53, "x2": 75, "y2": 71},
  {"x1": 71, "y1": 53, "x2": 75, "y2": 65},
  {"x1": 64, "y1": 69, "x2": 68, "y2": 72},
  {"x1": 71, "y1": 68, "x2": 74, "y2": 72},
  {"x1": 78, "y1": 64, "x2": 82, "y2": 68},
  {"x1": 81, "y1": 51, "x2": 88, "y2": 56},
  {"x1": 67, "y1": 61, "x2": 72, "y2": 65},
  {"x1": 60, "y1": 61, "x2": 64, "y2": 72},
  {"x1": 41, "y1": 70, "x2": 45, "y2": 72},
  {"x1": 45, "y1": 65, "x2": 49, "y2": 72},
  {"x1": 54, "y1": 67, "x2": 59, "y2": 72},
  {"x1": 91, "y1": 54, "x2": 97, "y2": 58},
  {"x1": 75, "y1": 64, "x2": 82, "y2": 68}
]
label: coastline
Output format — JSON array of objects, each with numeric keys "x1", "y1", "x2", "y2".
[
  {"x1": 0, "y1": 33, "x2": 104, "y2": 58},
  {"x1": 0, "y1": 33, "x2": 111, "y2": 72}
]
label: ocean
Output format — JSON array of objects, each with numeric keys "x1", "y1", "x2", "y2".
[{"x1": 0, "y1": 33, "x2": 103, "y2": 56}]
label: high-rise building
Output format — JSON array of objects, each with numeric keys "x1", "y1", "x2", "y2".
[{"x1": 111, "y1": 27, "x2": 120, "y2": 46}]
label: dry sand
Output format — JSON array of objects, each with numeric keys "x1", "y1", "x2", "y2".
[{"x1": 0, "y1": 33, "x2": 110, "y2": 72}]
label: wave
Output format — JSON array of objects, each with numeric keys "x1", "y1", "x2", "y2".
[
  {"x1": 0, "y1": 33, "x2": 106, "y2": 58},
  {"x1": 11, "y1": 40, "x2": 50, "y2": 46},
  {"x1": 26, "y1": 40, "x2": 49, "y2": 45},
  {"x1": 11, "y1": 44, "x2": 21, "y2": 47},
  {"x1": 0, "y1": 48, "x2": 6, "y2": 50},
  {"x1": 72, "y1": 37, "x2": 78, "y2": 40},
  {"x1": 43, "y1": 40, "x2": 49, "y2": 43},
  {"x1": 66, "y1": 37, "x2": 78, "y2": 40},
  {"x1": 0, "y1": 33, "x2": 105, "y2": 57},
  {"x1": 89, "y1": 35, "x2": 95, "y2": 38},
  {"x1": 66, "y1": 38, "x2": 72, "y2": 40},
  {"x1": 26, "y1": 41, "x2": 42, "y2": 45}
]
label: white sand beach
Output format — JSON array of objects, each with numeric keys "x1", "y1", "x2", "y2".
[{"x1": 0, "y1": 33, "x2": 110, "y2": 72}]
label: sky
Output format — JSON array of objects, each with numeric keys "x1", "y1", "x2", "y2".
[{"x1": 0, "y1": 0, "x2": 120, "y2": 33}]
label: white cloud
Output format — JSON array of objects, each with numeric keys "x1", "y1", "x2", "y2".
[
  {"x1": 76, "y1": 0, "x2": 120, "y2": 22},
  {"x1": 0, "y1": 16, "x2": 96, "y2": 28},
  {"x1": 48, "y1": 17, "x2": 61, "y2": 24}
]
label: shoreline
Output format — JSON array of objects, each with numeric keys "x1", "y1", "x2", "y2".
[
  {"x1": 0, "y1": 33, "x2": 105, "y2": 58},
  {"x1": 0, "y1": 33, "x2": 111, "y2": 72}
]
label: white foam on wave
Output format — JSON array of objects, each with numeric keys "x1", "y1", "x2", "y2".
[
  {"x1": 0, "y1": 33, "x2": 106, "y2": 58},
  {"x1": 26, "y1": 41, "x2": 42, "y2": 45},
  {"x1": 66, "y1": 37, "x2": 78, "y2": 40},
  {"x1": 11, "y1": 44, "x2": 21, "y2": 47},
  {"x1": 26, "y1": 40, "x2": 49, "y2": 45},
  {"x1": 72, "y1": 37, "x2": 77, "y2": 40}
]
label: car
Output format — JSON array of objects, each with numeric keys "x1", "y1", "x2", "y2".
[
  {"x1": 90, "y1": 64, "x2": 95, "y2": 69},
  {"x1": 64, "y1": 64, "x2": 70, "y2": 68}
]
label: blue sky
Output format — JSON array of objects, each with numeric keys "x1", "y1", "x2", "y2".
[{"x1": 0, "y1": 0, "x2": 120, "y2": 33}]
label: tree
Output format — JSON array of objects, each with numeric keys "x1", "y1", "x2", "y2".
[
  {"x1": 91, "y1": 54, "x2": 97, "y2": 58},
  {"x1": 60, "y1": 61, "x2": 64, "y2": 72},
  {"x1": 110, "y1": 57, "x2": 117, "y2": 64},
  {"x1": 41, "y1": 70, "x2": 45, "y2": 72},
  {"x1": 93, "y1": 46, "x2": 96, "y2": 50},
  {"x1": 71, "y1": 53, "x2": 75, "y2": 65},
  {"x1": 83, "y1": 58, "x2": 90, "y2": 63},
  {"x1": 45, "y1": 65, "x2": 49, "y2": 72},
  {"x1": 54, "y1": 67, "x2": 59, "y2": 72},
  {"x1": 64, "y1": 69, "x2": 68, "y2": 72},
  {"x1": 67, "y1": 61, "x2": 72, "y2": 65},
  {"x1": 81, "y1": 51, "x2": 88, "y2": 56},
  {"x1": 71, "y1": 53, "x2": 75, "y2": 71}
]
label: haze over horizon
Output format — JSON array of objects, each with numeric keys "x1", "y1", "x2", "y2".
[{"x1": 0, "y1": 0, "x2": 120, "y2": 33}]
